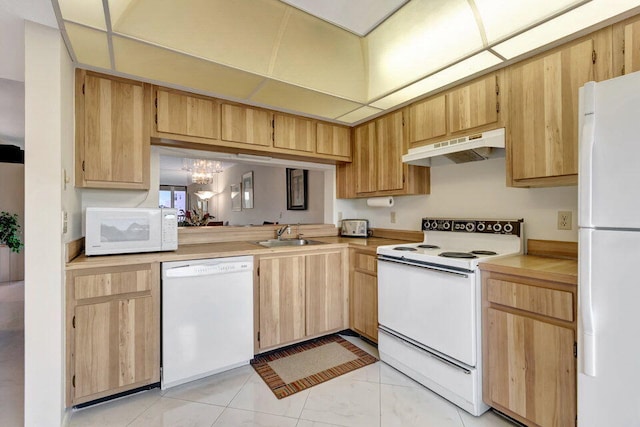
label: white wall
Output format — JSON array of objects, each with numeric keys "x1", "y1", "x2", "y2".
[
  {"x1": 24, "y1": 21, "x2": 73, "y2": 426},
  {"x1": 217, "y1": 164, "x2": 325, "y2": 225},
  {"x1": 336, "y1": 157, "x2": 579, "y2": 242}
]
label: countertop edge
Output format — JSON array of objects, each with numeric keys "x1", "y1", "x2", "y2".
[{"x1": 479, "y1": 254, "x2": 578, "y2": 285}]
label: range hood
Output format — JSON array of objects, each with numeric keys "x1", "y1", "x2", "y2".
[{"x1": 403, "y1": 128, "x2": 505, "y2": 166}]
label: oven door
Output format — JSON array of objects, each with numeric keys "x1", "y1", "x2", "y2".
[{"x1": 377, "y1": 256, "x2": 477, "y2": 366}]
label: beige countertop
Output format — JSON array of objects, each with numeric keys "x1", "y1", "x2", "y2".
[
  {"x1": 66, "y1": 236, "x2": 414, "y2": 270},
  {"x1": 479, "y1": 254, "x2": 578, "y2": 285}
]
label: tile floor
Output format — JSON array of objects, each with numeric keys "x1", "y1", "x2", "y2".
[
  {"x1": 0, "y1": 280, "x2": 516, "y2": 426},
  {"x1": 67, "y1": 336, "x2": 517, "y2": 427}
]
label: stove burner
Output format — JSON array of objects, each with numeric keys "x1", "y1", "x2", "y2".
[
  {"x1": 417, "y1": 244, "x2": 440, "y2": 249},
  {"x1": 470, "y1": 250, "x2": 498, "y2": 256},
  {"x1": 394, "y1": 247, "x2": 418, "y2": 251},
  {"x1": 438, "y1": 252, "x2": 478, "y2": 259}
]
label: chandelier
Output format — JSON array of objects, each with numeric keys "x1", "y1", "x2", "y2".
[{"x1": 182, "y1": 159, "x2": 223, "y2": 185}]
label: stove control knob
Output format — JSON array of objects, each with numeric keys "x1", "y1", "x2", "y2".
[
  {"x1": 431, "y1": 220, "x2": 438, "y2": 230},
  {"x1": 477, "y1": 222, "x2": 486, "y2": 232},
  {"x1": 465, "y1": 222, "x2": 475, "y2": 232},
  {"x1": 503, "y1": 223, "x2": 513, "y2": 233},
  {"x1": 423, "y1": 221, "x2": 430, "y2": 230},
  {"x1": 443, "y1": 221, "x2": 451, "y2": 230},
  {"x1": 493, "y1": 223, "x2": 502, "y2": 232}
]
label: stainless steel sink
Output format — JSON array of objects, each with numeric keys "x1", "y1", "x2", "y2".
[{"x1": 254, "y1": 239, "x2": 324, "y2": 248}]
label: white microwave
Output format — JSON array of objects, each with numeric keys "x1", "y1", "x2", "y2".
[{"x1": 85, "y1": 207, "x2": 178, "y2": 256}]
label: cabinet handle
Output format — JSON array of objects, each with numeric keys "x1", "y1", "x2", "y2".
[
  {"x1": 72, "y1": 375, "x2": 75, "y2": 387},
  {"x1": 72, "y1": 315, "x2": 75, "y2": 328}
]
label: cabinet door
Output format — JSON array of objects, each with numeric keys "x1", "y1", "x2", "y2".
[
  {"x1": 486, "y1": 308, "x2": 576, "y2": 427},
  {"x1": 156, "y1": 89, "x2": 219, "y2": 140},
  {"x1": 80, "y1": 73, "x2": 149, "y2": 189},
  {"x1": 448, "y1": 74, "x2": 498, "y2": 134},
  {"x1": 305, "y1": 251, "x2": 345, "y2": 336},
  {"x1": 376, "y1": 111, "x2": 404, "y2": 192},
  {"x1": 351, "y1": 270, "x2": 378, "y2": 342},
  {"x1": 354, "y1": 122, "x2": 377, "y2": 193},
  {"x1": 274, "y1": 114, "x2": 316, "y2": 152},
  {"x1": 407, "y1": 94, "x2": 447, "y2": 146},
  {"x1": 259, "y1": 255, "x2": 306, "y2": 349},
  {"x1": 317, "y1": 123, "x2": 351, "y2": 158},
  {"x1": 510, "y1": 39, "x2": 594, "y2": 182},
  {"x1": 221, "y1": 103, "x2": 272, "y2": 147},
  {"x1": 74, "y1": 295, "x2": 155, "y2": 400},
  {"x1": 624, "y1": 20, "x2": 640, "y2": 74}
]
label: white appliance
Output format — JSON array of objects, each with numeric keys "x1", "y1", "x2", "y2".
[
  {"x1": 578, "y1": 72, "x2": 640, "y2": 426},
  {"x1": 85, "y1": 207, "x2": 178, "y2": 255},
  {"x1": 377, "y1": 218, "x2": 523, "y2": 416},
  {"x1": 161, "y1": 256, "x2": 254, "y2": 389}
]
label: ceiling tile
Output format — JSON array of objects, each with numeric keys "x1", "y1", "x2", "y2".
[
  {"x1": 59, "y1": 0, "x2": 106, "y2": 30},
  {"x1": 108, "y1": 0, "x2": 287, "y2": 76},
  {"x1": 112, "y1": 36, "x2": 265, "y2": 99},
  {"x1": 280, "y1": 0, "x2": 408, "y2": 36},
  {"x1": 370, "y1": 51, "x2": 503, "y2": 109},
  {"x1": 250, "y1": 79, "x2": 362, "y2": 119},
  {"x1": 64, "y1": 22, "x2": 111, "y2": 69},
  {"x1": 366, "y1": 0, "x2": 483, "y2": 100},
  {"x1": 271, "y1": 8, "x2": 366, "y2": 102},
  {"x1": 336, "y1": 106, "x2": 383, "y2": 123}
]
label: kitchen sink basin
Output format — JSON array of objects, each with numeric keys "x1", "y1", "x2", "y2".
[{"x1": 254, "y1": 239, "x2": 324, "y2": 248}]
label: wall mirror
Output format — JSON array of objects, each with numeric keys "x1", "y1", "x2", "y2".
[{"x1": 242, "y1": 171, "x2": 254, "y2": 209}]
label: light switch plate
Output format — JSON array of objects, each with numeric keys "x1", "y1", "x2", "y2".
[{"x1": 390, "y1": 211, "x2": 397, "y2": 224}]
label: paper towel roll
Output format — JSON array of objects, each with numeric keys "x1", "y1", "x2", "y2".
[{"x1": 366, "y1": 196, "x2": 394, "y2": 207}]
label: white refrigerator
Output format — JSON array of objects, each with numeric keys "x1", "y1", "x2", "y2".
[{"x1": 578, "y1": 71, "x2": 640, "y2": 426}]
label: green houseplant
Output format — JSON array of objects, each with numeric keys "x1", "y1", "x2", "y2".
[{"x1": 0, "y1": 211, "x2": 23, "y2": 253}]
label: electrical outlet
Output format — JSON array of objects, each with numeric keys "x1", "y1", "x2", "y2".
[
  {"x1": 557, "y1": 211, "x2": 572, "y2": 230},
  {"x1": 390, "y1": 211, "x2": 397, "y2": 224},
  {"x1": 62, "y1": 211, "x2": 68, "y2": 234},
  {"x1": 337, "y1": 211, "x2": 343, "y2": 222}
]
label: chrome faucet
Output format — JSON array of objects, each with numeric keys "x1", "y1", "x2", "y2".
[{"x1": 276, "y1": 224, "x2": 291, "y2": 240}]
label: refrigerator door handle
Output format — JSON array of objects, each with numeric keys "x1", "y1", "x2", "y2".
[
  {"x1": 579, "y1": 82, "x2": 596, "y2": 228},
  {"x1": 580, "y1": 229, "x2": 596, "y2": 376}
]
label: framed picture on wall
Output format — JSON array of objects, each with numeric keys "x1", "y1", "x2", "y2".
[
  {"x1": 230, "y1": 183, "x2": 241, "y2": 212},
  {"x1": 242, "y1": 171, "x2": 254, "y2": 209},
  {"x1": 286, "y1": 168, "x2": 307, "y2": 210}
]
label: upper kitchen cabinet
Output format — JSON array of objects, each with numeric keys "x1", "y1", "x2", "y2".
[
  {"x1": 273, "y1": 113, "x2": 316, "y2": 153},
  {"x1": 508, "y1": 32, "x2": 612, "y2": 187},
  {"x1": 406, "y1": 94, "x2": 447, "y2": 147},
  {"x1": 448, "y1": 74, "x2": 499, "y2": 134},
  {"x1": 611, "y1": 15, "x2": 640, "y2": 77},
  {"x1": 154, "y1": 88, "x2": 219, "y2": 143},
  {"x1": 220, "y1": 103, "x2": 273, "y2": 148},
  {"x1": 316, "y1": 122, "x2": 351, "y2": 160},
  {"x1": 75, "y1": 70, "x2": 150, "y2": 190},
  {"x1": 342, "y1": 110, "x2": 430, "y2": 198}
]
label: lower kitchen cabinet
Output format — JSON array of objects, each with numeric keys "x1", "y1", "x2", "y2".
[
  {"x1": 257, "y1": 249, "x2": 347, "y2": 351},
  {"x1": 349, "y1": 250, "x2": 378, "y2": 342},
  {"x1": 65, "y1": 263, "x2": 160, "y2": 406},
  {"x1": 481, "y1": 269, "x2": 577, "y2": 427}
]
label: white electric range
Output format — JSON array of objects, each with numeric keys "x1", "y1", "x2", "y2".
[{"x1": 376, "y1": 218, "x2": 523, "y2": 416}]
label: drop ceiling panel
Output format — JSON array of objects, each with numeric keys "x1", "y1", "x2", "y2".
[
  {"x1": 336, "y1": 106, "x2": 383, "y2": 123},
  {"x1": 280, "y1": 0, "x2": 408, "y2": 36},
  {"x1": 109, "y1": 0, "x2": 287, "y2": 76},
  {"x1": 474, "y1": 0, "x2": 583, "y2": 44},
  {"x1": 272, "y1": 8, "x2": 366, "y2": 102},
  {"x1": 370, "y1": 51, "x2": 503, "y2": 109},
  {"x1": 366, "y1": 0, "x2": 483, "y2": 99},
  {"x1": 59, "y1": 0, "x2": 106, "y2": 29},
  {"x1": 65, "y1": 22, "x2": 111, "y2": 69},
  {"x1": 251, "y1": 79, "x2": 362, "y2": 119},
  {"x1": 112, "y1": 36, "x2": 265, "y2": 99}
]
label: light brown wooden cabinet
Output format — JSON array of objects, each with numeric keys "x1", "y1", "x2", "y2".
[
  {"x1": 274, "y1": 113, "x2": 316, "y2": 153},
  {"x1": 448, "y1": 74, "x2": 499, "y2": 134},
  {"x1": 221, "y1": 103, "x2": 273, "y2": 147},
  {"x1": 155, "y1": 88, "x2": 219, "y2": 142},
  {"x1": 481, "y1": 270, "x2": 576, "y2": 427},
  {"x1": 66, "y1": 263, "x2": 160, "y2": 406},
  {"x1": 75, "y1": 70, "x2": 150, "y2": 190},
  {"x1": 316, "y1": 123, "x2": 351, "y2": 159},
  {"x1": 340, "y1": 110, "x2": 430, "y2": 198},
  {"x1": 406, "y1": 94, "x2": 447, "y2": 146},
  {"x1": 349, "y1": 250, "x2": 378, "y2": 342},
  {"x1": 258, "y1": 249, "x2": 347, "y2": 351}
]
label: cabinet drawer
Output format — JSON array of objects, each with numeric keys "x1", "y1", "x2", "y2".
[
  {"x1": 487, "y1": 278, "x2": 573, "y2": 322},
  {"x1": 74, "y1": 266, "x2": 152, "y2": 300},
  {"x1": 354, "y1": 252, "x2": 377, "y2": 274}
]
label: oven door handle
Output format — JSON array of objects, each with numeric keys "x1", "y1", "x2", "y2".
[{"x1": 377, "y1": 256, "x2": 470, "y2": 278}]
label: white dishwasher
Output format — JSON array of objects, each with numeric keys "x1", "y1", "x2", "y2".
[{"x1": 161, "y1": 256, "x2": 254, "y2": 390}]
